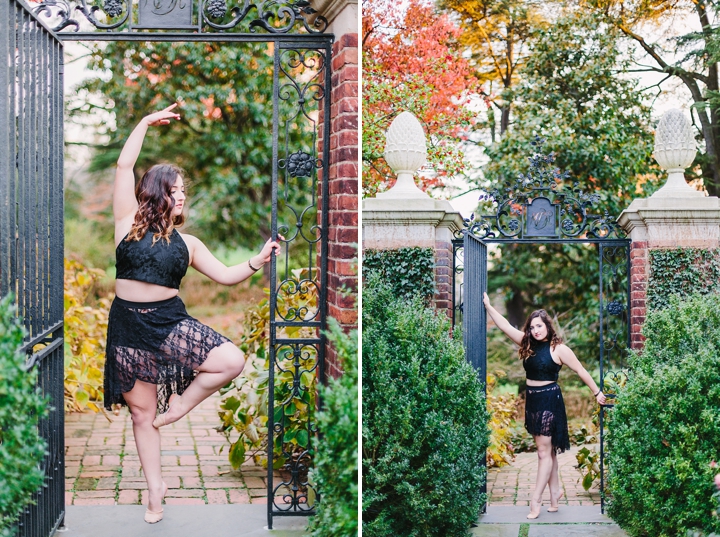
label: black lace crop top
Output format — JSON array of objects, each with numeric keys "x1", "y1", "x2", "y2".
[
  {"x1": 523, "y1": 340, "x2": 562, "y2": 381},
  {"x1": 115, "y1": 229, "x2": 189, "y2": 290}
]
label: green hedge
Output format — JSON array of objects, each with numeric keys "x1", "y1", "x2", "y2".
[
  {"x1": 363, "y1": 247, "x2": 435, "y2": 301},
  {"x1": 0, "y1": 295, "x2": 48, "y2": 536},
  {"x1": 607, "y1": 293, "x2": 720, "y2": 537},
  {"x1": 308, "y1": 320, "x2": 358, "y2": 537},
  {"x1": 648, "y1": 248, "x2": 720, "y2": 310},
  {"x1": 362, "y1": 276, "x2": 489, "y2": 537}
]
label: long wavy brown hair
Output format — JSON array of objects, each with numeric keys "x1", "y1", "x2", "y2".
[
  {"x1": 518, "y1": 309, "x2": 563, "y2": 360},
  {"x1": 126, "y1": 164, "x2": 186, "y2": 245}
]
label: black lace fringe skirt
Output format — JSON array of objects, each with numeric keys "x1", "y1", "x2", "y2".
[
  {"x1": 524, "y1": 382, "x2": 571, "y2": 454},
  {"x1": 104, "y1": 295, "x2": 232, "y2": 413}
]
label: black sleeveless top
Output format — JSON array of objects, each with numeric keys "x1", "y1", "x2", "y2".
[
  {"x1": 523, "y1": 340, "x2": 562, "y2": 381},
  {"x1": 115, "y1": 229, "x2": 189, "y2": 290}
]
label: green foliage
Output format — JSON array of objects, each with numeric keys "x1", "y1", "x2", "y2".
[
  {"x1": 362, "y1": 276, "x2": 489, "y2": 537},
  {"x1": 576, "y1": 446, "x2": 601, "y2": 492},
  {"x1": 481, "y1": 12, "x2": 662, "y2": 355},
  {"x1": 0, "y1": 295, "x2": 49, "y2": 534},
  {"x1": 74, "y1": 41, "x2": 302, "y2": 249},
  {"x1": 648, "y1": 249, "x2": 720, "y2": 311},
  {"x1": 64, "y1": 258, "x2": 110, "y2": 412},
  {"x1": 308, "y1": 320, "x2": 359, "y2": 537},
  {"x1": 486, "y1": 372, "x2": 518, "y2": 468},
  {"x1": 363, "y1": 248, "x2": 435, "y2": 301},
  {"x1": 607, "y1": 293, "x2": 720, "y2": 537},
  {"x1": 217, "y1": 269, "x2": 318, "y2": 469}
]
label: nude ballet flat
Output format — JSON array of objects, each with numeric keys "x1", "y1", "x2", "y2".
[
  {"x1": 144, "y1": 508, "x2": 164, "y2": 524},
  {"x1": 153, "y1": 395, "x2": 182, "y2": 429},
  {"x1": 527, "y1": 498, "x2": 542, "y2": 519},
  {"x1": 144, "y1": 482, "x2": 168, "y2": 524},
  {"x1": 548, "y1": 491, "x2": 564, "y2": 512}
]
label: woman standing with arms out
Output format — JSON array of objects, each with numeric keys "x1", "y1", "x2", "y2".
[
  {"x1": 483, "y1": 292, "x2": 606, "y2": 519},
  {"x1": 103, "y1": 104, "x2": 281, "y2": 524}
]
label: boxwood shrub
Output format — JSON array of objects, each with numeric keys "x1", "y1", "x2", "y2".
[
  {"x1": 607, "y1": 293, "x2": 720, "y2": 537},
  {"x1": 308, "y1": 319, "x2": 358, "y2": 537},
  {"x1": 0, "y1": 295, "x2": 48, "y2": 536},
  {"x1": 362, "y1": 276, "x2": 489, "y2": 537}
]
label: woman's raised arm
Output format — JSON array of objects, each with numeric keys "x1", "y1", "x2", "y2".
[
  {"x1": 114, "y1": 104, "x2": 181, "y2": 228},
  {"x1": 483, "y1": 292, "x2": 524, "y2": 345}
]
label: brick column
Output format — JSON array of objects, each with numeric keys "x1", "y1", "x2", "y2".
[
  {"x1": 317, "y1": 0, "x2": 358, "y2": 379},
  {"x1": 619, "y1": 196, "x2": 720, "y2": 350},
  {"x1": 629, "y1": 241, "x2": 648, "y2": 350}
]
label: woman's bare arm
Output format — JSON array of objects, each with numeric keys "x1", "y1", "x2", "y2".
[
  {"x1": 483, "y1": 292, "x2": 524, "y2": 345},
  {"x1": 183, "y1": 234, "x2": 282, "y2": 286},
  {"x1": 114, "y1": 104, "x2": 181, "y2": 240},
  {"x1": 556, "y1": 344, "x2": 607, "y2": 404}
]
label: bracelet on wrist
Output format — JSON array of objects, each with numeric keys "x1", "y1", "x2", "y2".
[
  {"x1": 248, "y1": 258, "x2": 260, "y2": 272},
  {"x1": 594, "y1": 388, "x2": 602, "y2": 397}
]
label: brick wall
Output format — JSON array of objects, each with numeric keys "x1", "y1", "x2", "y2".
[{"x1": 319, "y1": 32, "x2": 358, "y2": 379}]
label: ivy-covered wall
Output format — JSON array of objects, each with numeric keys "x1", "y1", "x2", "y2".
[
  {"x1": 647, "y1": 248, "x2": 720, "y2": 311},
  {"x1": 363, "y1": 247, "x2": 435, "y2": 301}
]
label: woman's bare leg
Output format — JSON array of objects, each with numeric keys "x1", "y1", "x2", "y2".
[
  {"x1": 548, "y1": 449, "x2": 563, "y2": 510},
  {"x1": 156, "y1": 342, "x2": 245, "y2": 426},
  {"x1": 529, "y1": 435, "x2": 554, "y2": 518},
  {"x1": 123, "y1": 380, "x2": 165, "y2": 512}
]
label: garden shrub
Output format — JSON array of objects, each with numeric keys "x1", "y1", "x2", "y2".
[
  {"x1": 363, "y1": 247, "x2": 435, "y2": 301},
  {"x1": 308, "y1": 320, "x2": 358, "y2": 537},
  {"x1": 486, "y1": 372, "x2": 518, "y2": 468},
  {"x1": 607, "y1": 293, "x2": 720, "y2": 537},
  {"x1": 64, "y1": 258, "x2": 110, "y2": 412},
  {"x1": 362, "y1": 276, "x2": 489, "y2": 537},
  {"x1": 0, "y1": 295, "x2": 48, "y2": 535}
]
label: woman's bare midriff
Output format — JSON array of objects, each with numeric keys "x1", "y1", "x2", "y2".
[
  {"x1": 526, "y1": 379, "x2": 555, "y2": 387},
  {"x1": 115, "y1": 279, "x2": 179, "y2": 302}
]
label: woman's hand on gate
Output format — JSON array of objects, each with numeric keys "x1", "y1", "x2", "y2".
[
  {"x1": 595, "y1": 391, "x2": 607, "y2": 405},
  {"x1": 144, "y1": 103, "x2": 181, "y2": 126},
  {"x1": 255, "y1": 235, "x2": 284, "y2": 265}
]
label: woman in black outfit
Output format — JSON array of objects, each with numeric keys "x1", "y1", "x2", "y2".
[
  {"x1": 483, "y1": 292, "x2": 606, "y2": 519},
  {"x1": 103, "y1": 104, "x2": 280, "y2": 523}
]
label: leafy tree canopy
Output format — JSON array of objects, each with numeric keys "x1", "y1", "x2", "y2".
[
  {"x1": 582, "y1": 0, "x2": 720, "y2": 195},
  {"x1": 362, "y1": 0, "x2": 478, "y2": 196}
]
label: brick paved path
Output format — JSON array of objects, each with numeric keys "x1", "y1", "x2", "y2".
[
  {"x1": 65, "y1": 393, "x2": 276, "y2": 506},
  {"x1": 487, "y1": 444, "x2": 601, "y2": 506}
]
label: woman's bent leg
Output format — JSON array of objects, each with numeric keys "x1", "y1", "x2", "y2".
[
  {"x1": 157, "y1": 342, "x2": 245, "y2": 426},
  {"x1": 123, "y1": 380, "x2": 165, "y2": 512},
  {"x1": 548, "y1": 449, "x2": 563, "y2": 511}
]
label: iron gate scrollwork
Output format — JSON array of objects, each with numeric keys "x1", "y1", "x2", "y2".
[
  {"x1": 455, "y1": 146, "x2": 630, "y2": 513},
  {"x1": 5, "y1": 0, "x2": 333, "y2": 533}
]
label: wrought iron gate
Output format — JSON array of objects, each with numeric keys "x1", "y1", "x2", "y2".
[
  {"x1": 456, "y1": 150, "x2": 630, "y2": 513},
  {"x1": 3, "y1": 1, "x2": 333, "y2": 533},
  {"x1": 0, "y1": 4, "x2": 65, "y2": 537}
]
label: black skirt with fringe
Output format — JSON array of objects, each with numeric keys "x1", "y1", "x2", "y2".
[
  {"x1": 103, "y1": 295, "x2": 232, "y2": 413},
  {"x1": 524, "y1": 382, "x2": 571, "y2": 454}
]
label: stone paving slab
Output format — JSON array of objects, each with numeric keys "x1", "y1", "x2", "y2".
[
  {"x1": 529, "y1": 524, "x2": 628, "y2": 537},
  {"x1": 470, "y1": 524, "x2": 521, "y2": 537},
  {"x1": 486, "y1": 445, "x2": 601, "y2": 506},
  {"x1": 60, "y1": 505, "x2": 305, "y2": 536},
  {"x1": 478, "y1": 506, "x2": 610, "y2": 524},
  {"x1": 65, "y1": 393, "x2": 288, "y2": 506}
]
